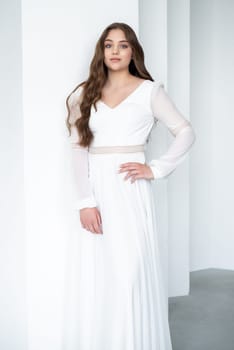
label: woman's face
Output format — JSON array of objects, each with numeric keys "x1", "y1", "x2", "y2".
[{"x1": 103, "y1": 29, "x2": 133, "y2": 72}]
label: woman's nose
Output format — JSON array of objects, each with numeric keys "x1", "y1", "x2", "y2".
[{"x1": 112, "y1": 45, "x2": 119, "y2": 54}]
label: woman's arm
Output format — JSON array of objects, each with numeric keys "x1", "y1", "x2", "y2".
[
  {"x1": 67, "y1": 86, "x2": 97, "y2": 210},
  {"x1": 147, "y1": 82, "x2": 196, "y2": 180}
]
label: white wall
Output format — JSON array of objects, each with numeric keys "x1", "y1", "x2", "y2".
[
  {"x1": 210, "y1": 0, "x2": 234, "y2": 269},
  {"x1": 140, "y1": 0, "x2": 191, "y2": 297},
  {"x1": 190, "y1": 0, "x2": 234, "y2": 271},
  {"x1": 0, "y1": 1, "x2": 26, "y2": 350}
]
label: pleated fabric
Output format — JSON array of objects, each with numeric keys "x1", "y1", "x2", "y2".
[{"x1": 63, "y1": 150, "x2": 173, "y2": 350}]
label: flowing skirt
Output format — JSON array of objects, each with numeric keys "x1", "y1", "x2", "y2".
[{"x1": 63, "y1": 150, "x2": 173, "y2": 350}]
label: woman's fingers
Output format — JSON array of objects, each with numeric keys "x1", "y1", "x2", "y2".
[
  {"x1": 118, "y1": 162, "x2": 154, "y2": 181},
  {"x1": 80, "y1": 207, "x2": 102, "y2": 234},
  {"x1": 124, "y1": 170, "x2": 139, "y2": 181},
  {"x1": 94, "y1": 210, "x2": 102, "y2": 233},
  {"x1": 85, "y1": 221, "x2": 101, "y2": 234},
  {"x1": 96, "y1": 211, "x2": 102, "y2": 226},
  {"x1": 87, "y1": 219, "x2": 102, "y2": 234},
  {"x1": 93, "y1": 220, "x2": 102, "y2": 234}
]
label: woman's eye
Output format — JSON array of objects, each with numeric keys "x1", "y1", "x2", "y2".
[{"x1": 104, "y1": 44, "x2": 128, "y2": 49}]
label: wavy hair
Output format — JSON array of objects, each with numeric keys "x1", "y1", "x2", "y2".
[{"x1": 65, "y1": 22, "x2": 154, "y2": 147}]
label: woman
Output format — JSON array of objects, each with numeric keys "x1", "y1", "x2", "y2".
[{"x1": 65, "y1": 22, "x2": 195, "y2": 350}]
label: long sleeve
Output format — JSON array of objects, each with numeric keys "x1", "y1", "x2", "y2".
[
  {"x1": 147, "y1": 82, "x2": 196, "y2": 180},
  {"x1": 67, "y1": 86, "x2": 97, "y2": 210}
]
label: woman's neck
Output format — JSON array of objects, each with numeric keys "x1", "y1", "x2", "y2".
[{"x1": 105, "y1": 70, "x2": 135, "y2": 88}]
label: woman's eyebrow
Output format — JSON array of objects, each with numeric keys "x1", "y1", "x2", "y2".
[{"x1": 104, "y1": 39, "x2": 129, "y2": 42}]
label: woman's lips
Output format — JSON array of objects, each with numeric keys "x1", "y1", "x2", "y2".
[{"x1": 110, "y1": 58, "x2": 121, "y2": 62}]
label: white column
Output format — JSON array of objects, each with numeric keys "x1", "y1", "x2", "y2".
[
  {"x1": 167, "y1": 0, "x2": 191, "y2": 296},
  {"x1": 190, "y1": 0, "x2": 214, "y2": 271},
  {"x1": 139, "y1": 0, "x2": 191, "y2": 297},
  {"x1": 139, "y1": 0, "x2": 170, "y2": 303}
]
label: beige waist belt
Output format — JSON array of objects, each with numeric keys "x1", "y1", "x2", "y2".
[{"x1": 88, "y1": 144, "x2": 145, "y2": 154}]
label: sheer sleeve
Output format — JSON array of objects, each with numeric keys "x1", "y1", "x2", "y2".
[
  {"x1": 147, "y1": 81, "x2": 196, "y2": 180},
  {"x1": 67, "y1": 85, "x2": 97, "y2": 210}
]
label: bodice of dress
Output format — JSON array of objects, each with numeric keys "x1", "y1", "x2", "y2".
[
  {"x1": 88, "y1": 80, "x2": 155, "y2": 147},
  {"x1": 67, "y1": 79, "x2": 196, "y2": 210}
]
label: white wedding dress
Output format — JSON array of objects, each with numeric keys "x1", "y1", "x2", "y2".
[{"x1": 63, "y1": 79, "x2": 196, "y2": 350}]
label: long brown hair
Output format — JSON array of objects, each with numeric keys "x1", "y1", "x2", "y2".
[{"x1": 65, "y1": 22, "x2": 154, "y2": 147}]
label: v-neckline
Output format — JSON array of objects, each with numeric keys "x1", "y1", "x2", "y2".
[{"x1": 99, "y1": 79, "x2": 148, "y2": 110}]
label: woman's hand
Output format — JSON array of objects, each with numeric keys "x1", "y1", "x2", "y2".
[
  {"x1": 118, "y1": 162, "x2": 155, "y2": 182},
  {"x1": 80, "y1": 207, "x2": 103, "y2": 234}
]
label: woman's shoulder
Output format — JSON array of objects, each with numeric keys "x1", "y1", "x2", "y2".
[
  {"x1": 144, "y1": 80, "x2": 165, "y2": 102},
  {"x1": 135, "y1": 79, "x2": 165, "y2": 113},
  {"x1": 68, "y1": 82, "x2": 85, "y2": 106},
  {"x1": 143, "y1": 78, "x2": 164, "y2": 88},
  {"x1": 138, "y1": 79, "x2": 165, "y2": 100},
  {"x1": 71, "y1": 82, "x2": 86, "y2": 97},
  {"x1": 129, "y1": 78, "x2": 164, "y2": 94}
]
